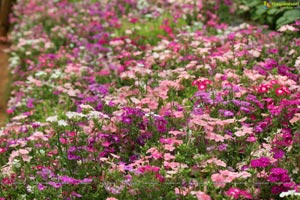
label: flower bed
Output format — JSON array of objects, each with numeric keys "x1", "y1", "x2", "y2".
[{"x1": 1, "y1": 0, "x2": 300, "y2": 199}]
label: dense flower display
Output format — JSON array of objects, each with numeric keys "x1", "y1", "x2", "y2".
[{"x1": 0, "y1": 0, "x2": 299, "y2": 199}]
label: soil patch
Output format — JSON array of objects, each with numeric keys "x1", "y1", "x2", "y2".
[{"x1": 0, "y1": 43, "x2": 9, "y2": 126}]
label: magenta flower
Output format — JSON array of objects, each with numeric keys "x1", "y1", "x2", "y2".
[
  {"x1": 225, "y1": 187, "x2": 252, "y2": 199},
  {"x1": 272, "y1": 149, "x2": 285, "y2": 159},
  {"x1": 48, "y1": 182, "x2": 62, "y2": 188},
  {"x1": 271, "y1": 185, "x2": 289, "y2": 195},
  {"x1": 268, "y1": 168, "x2": 290, "y2": 183},
  {"x1": 37, "y1": 183, "x2": 46, "y2": 191},
  {"x1": 155, "y1": 116, "x2": 167, "y2": 133},
  {"x1": 250, "y1": 157, "x2": 271, "y2": 168}
]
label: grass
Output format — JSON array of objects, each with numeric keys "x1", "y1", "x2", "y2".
[{"x1": 113, "y1": 12, "x2": 188, "y2": 46}]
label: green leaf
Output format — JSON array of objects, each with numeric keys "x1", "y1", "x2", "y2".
[
  {"x1": 253, "y1": 5, "x2": 268, "y2": 21},
  {"x1": 276, "y1": 10, "x2": 300, "y2": 29},
  {"x1": 247, "y1": 0, "x2": 261, "y2": 7},
  {"x1": 267, "y1": 16, "x2": 274, "y2": 24},
  {"x1": 283, "y1": 9, "x2": 300, "y2": 20},
  {"x1": 267, "y1": 8, "x2": 278, "y2": 15}
]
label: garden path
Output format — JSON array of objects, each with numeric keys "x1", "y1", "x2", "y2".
[{"x1": 0, "y1": 43, "x2": 9, "y2": 126}]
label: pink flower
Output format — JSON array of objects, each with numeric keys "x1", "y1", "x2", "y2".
[
  {"x1": 192, "y1": 80, "x2": 200, "y2": 86},
  {"x1": 6, "y1": 109, "x2": 13, "y2": 114},
  {"x1": 175, "y1": 187, "x2": 189, "y2": 196},
  {"x1": 205, "y1": 132, "x2": 225, "y2": 142},
  {"x1": 169, "y1": 130, "x2": 185, "y2": 136},
  {"x1": 106, "y1": 198, "x2": 118, "y2": 200},
  {"x1": 270, "y1": 79, "x2": 279, "y2": 85},
  {"x1": 246, "y1": 136, "x2": 257, "y2": 142},
  {"x1": 146, "y1": 147, "x2": 162, "y2": 160},
  {"x1": 278, "y1": 24, "x2": 299, "y2": 32},
  {"x1": 206, "y1": 158, "x2": 227, "y2": 167},
  {"x1": 164, "y1": 153, "x2": 175, "y2": 161},
  {"x1": 211, "y1": 173, "x2": 226, "y2": 188},
  {"x1": 59, "y1": 138, "x2": 67, "y2": 144},
  {"x1": 164, "y1": 144, "x2": 175, "y2": 151},
  {"x1": 191, "y1": 191, "x2": 211, "y2": 200},
  {"x1": 225, "y1": 187, "x2": 252, "y2": 199}
]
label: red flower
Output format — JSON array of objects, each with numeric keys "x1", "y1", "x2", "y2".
[
  {"x1": 276, "y1": 88, "x2": 285, "y2": 96},
  {"x1": 203, "y1": 80, "x2": 212, "y2": 85},
  {"x1": 258, "y1": 86, "x2": 268, "y2": 93},
  {"x1": 192, "y1": 80, "x2": 200, "y2": 86},
  {"x1": 193, "y1": 79, "x2": 212, "y2": 91},
  {"x1": 0, "y1": 148, "x2": 6, "y2": 153},
  {"x1": 198, "y1": 83, "x2": 207, "y2": 91}
]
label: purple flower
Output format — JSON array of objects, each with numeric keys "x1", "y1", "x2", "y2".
[
  {"x1": 67, "y1": 146, "x2": 87, "y2": 160},
  {"x1": 193, "y1": 107, "x2": 203, "y2": 115},
  {"x1": 271, "y1": 185, "x2": 289, "y2": 195},
  {"x1": 88, "y1": 84, "x2": 108, "y2": 95},
  {"x1": 250, "y1": 157, "x2": 271, "y2": 168},
  {"x1": 31, "y1": 122, "x2": 41, "y2": 129},
  {"x1": 27, "y1": 98, "x2": 35, "y2": 109},
  {"x1": 59, "y1": 176, "x2": 80, "y2": 185},
  {"x1": 218, "y1": 144, "x2": 228, "y2": 151},
  {"x1": 225, "y1": 130, "x2": 233, "y2": 136},
  {"x1": 48, "y1": 181, "x2": 62, "y2": 188},
  {"x1": 95, "y1": 102, "x2": 103, "y2": 111},
  {"x1": 272, "y1": 149, "x2": 285, "y2": 159},
  {"x1": 155, "y1": 116, "x2": 168, "y2": 133},
  {"x1": 121, "y1": 116, "x2": 132, "y2": 125},
  {"x1": 263, "y1": 59, "x2": 277, "y2": 70},
  {"x1": 19, "y1": 126, "x2": 28, "y2": 133},
  {"x1": 37, "y1": 183, "x2": 46, "y2": 191},
  {"x1": 240, "y1": 107, "x2": 250, "y2": 113},
  {"x1": 219, "y1": 109, "x2": 234, "y2": 117},
  {"x1": 241, "y1": 165, "x2": 249, "y2": 171}
]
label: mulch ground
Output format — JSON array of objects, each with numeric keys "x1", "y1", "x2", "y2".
[{"x1": 0, "y1": 43, "x2": 9, "y2": 126}]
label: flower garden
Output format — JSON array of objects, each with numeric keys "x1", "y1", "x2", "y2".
[{"x1": 1, "y1": 0, "x2": 300, "y2": 199}]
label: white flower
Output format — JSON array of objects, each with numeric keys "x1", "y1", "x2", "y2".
[
  {"x1": 66, "y1": 111, "x2": 86, "y2": 119},
  {"x1": 46, "y1": 116, "x2": 58, "y2": 122},
  {"x1": 290, "y1": 164, "x2": 299, "y2": 173},
  {"x1": 12, "y1": 159, "x2": 21, "y2": 168},
  {"x1": 80, "y1": 104, "x2": 95, "y2": 111},
  {"x1": 35, "y1": 71, "x2": 47, "y2": 77},
  {"x1": 137, "y1": 0, "x2": 149, "y2": 10},
  {"x1": 50, "y1": 69, "x2": 62, "y2": 79},
  {"x1": 39, "y1": 149, "x2": 45, "y2": 155},
  {"x1": 88, "y1": 111, "x2": 109, "y2": 119},
  {"x1": 279, "y1": 190, "x2": 300, "y2": 198},
  {"x1": 26, "y1": 185, "x2": 33, "y2": 193},
  {"x1": 58, "y1": 120, "x2": 68, "y2": 126}
]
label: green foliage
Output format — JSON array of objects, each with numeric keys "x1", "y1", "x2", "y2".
[
  {"x1": 235, "y1": 0, "x2": 300, "y2": 29},
  {"x1": 113, "y1": 12, "x2": 187, "y2": 46},
  {"x1": 276, "y1": 9, "x2": 300, "y2": 28}
]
